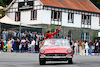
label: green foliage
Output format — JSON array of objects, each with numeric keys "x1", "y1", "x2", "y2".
[
  {"x1": 51, "y1": 24, "x2": 55, "y2": 32},
  {"x1": 0, "y1": 0, "x2": 6, "y2": 7},
  {"x1": 0, "y1": 0, "x2": 12, "y2": 7},
  {"x1": 0, "y1": 9, "x2": 5, "y2": 17},
  {"x1": 92, "y1": 30, "x2": 98, "y2": 42},
  {"x1": 0, "y1": 0, "x2": 12, "y2": 17}
]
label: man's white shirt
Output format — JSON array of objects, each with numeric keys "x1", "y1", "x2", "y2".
[{"x1": 31, "y1": 40, "x2": 35, "y2": 46}]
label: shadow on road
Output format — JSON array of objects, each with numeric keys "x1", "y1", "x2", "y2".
[{"x1": 40, "y1": 62, "x2": 76, "y2": 65}]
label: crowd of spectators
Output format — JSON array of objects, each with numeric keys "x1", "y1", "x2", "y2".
[
  {"x1": 0, "y1": 29, "x2": 100, "y2": 56},
  {"x1": 68, "y1": 38, "x2": 100, "y2": 56},
  {"x1": 2, "y1": 29, "x2": 44, "y2": 41},
  {"x1": 0, "y1": 29, "x2": 44, "y2": 53}
]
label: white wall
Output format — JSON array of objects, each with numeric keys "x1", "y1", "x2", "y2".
[
  {"x1": 62, "y1": 12, "x2": 68, "y2": 26},
  {"x1": 91, "y1": 16, "x2": 99, "y2": 30},
  {"x1": 62, "y1": 13, "x2": 81, "y2": 28},
  {"x1": 30, "y1": 10, "x2": 43, "y2": 24},
  {"x1": 21, "y1": 11, "x2": 31, "y2": 24},
  {"x1": 21, "y1": 10, "x2": 43, "y2": 25},
  {"x1": 42, "y1": 10, "x2": 51, "y2": 24},
  {"x1": 8, "y1": 13, "x2": 15, "y2": 21}
]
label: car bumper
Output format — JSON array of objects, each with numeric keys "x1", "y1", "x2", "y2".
[
  {"x1": 40, "y1": 54, "x2": 73, "y2": 61},
  {"x1": 40, "y1": 58, "x2": 71, "y2": 61}
]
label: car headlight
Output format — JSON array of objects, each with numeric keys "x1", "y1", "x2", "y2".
[
  {"x1": 40, "y1": 49, "x2": 45, "y2": 53},
  {"x1": 67, "y1": 48, "x2": 72, "y2": 53}
]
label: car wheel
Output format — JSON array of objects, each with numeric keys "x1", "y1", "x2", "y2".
[
  {"x1": 68, "y1": 59, "x2": 73, "y2": 64},
  {"x1": 39, "y1": 55, "x2": 46, "y2": 65},
  {"x1": 39, "y1": 59, "x2": 46, "y2": 65}
]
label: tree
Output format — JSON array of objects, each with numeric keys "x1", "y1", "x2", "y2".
[{"x1": 0, "y1": 0, "x2": 12, "y2": 17}]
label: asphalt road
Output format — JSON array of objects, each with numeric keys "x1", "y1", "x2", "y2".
[{"x1": 0, "y1": 53, "x2": 100, "y2": 67}]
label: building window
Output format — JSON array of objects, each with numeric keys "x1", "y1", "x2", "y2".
[
  {"x1": 51, "y1": 10, "x2": 62, "y2": 21},
  {"x1": 82, "y1": 15, "x2": 91, "y2": 25},
  {"x1": 81, "y1": 32, "x2": 90, "y2": 42},
  {"x1": 15, "y1": 12, "x2": 20, "y2": 21},
  {"x1": 86, "y1": 33, "x2": 90, "y2": 42},
  {"x1": 31, "y1": 10, "x2": 37, "y2": 20},
  {"x1": 68, "y1": 13, "x2": 74, "y2": 23},
  {"x1": 68, "y1": 30, "x2": 72, "y2": 40}
]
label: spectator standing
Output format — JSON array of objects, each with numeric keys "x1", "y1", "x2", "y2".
[
  {"x1": 71, "y1": 40, "x2": 75, "y2": 54},
  {"x1": 79, "y1": 41, "x2": 82, "y2": 55},
  {"x1": 8, "y1": 30, "x2": 12, "y2": 38},
  {"x1": 3, "y1": 39, "x2": 7, "y2": 51},
  {"x1": 7, "y1": 39, "x2": 12, "y2": 52},
  {"x1": 0, "y1": 40, "x2": 3, "y2": 52},
  {"x1": 39, "y1": 40, "x2": 43, "y2": 48},
  {"x1": 88, "y1": 40, "x2": 93, "y2": 55},
  {"x1": 85, "y1": 40, "x2": 89, "y2": 56},
  {"x1": 6, "y1": 30, "x2": 9, "y2": 40},
  {"x1": 31, "y1": 39, "x2": 35, "y2": 53},
  {"x1": 74, "y1": 40, "x2": 79, "y2": 55},
  {"x1": 11, "y1": 38, "x2": 14, "y2": 50},
  {"x1": 2, "y1": 29, "x2": 7, "y2": 40},
  {"x1": 0, "y1": 40, "x2": 1, "y2": 52},
  {"x1": 98, "y1": 40, "x2": 100, "y2": 55},
  {"x1": 68, "y1": 38, "x2": 72, "y2": 45},
  {"x1": 16, "y1": 38, "x2": 20, "y2": 52},
  {"x1": 13, "y1": 30, "x2": 17, "y2": 39},
  {"x1": 25, "y1": 38, "x2": 30, "y2": 52},
  {"x1": 35, "y1": 38, "x2": 39, "y2": 53},
  {"x1": 32, "y1": 32, "x2": 35, "y2": 38},
  {"x1": 22, "y1": 32, "x2": 26, "y2": 38},
  {"x1": 94, "y1": 39, "x2": 99, "y2": 55},
  {"x1": 81, "y1": 41, "x2": 85, "y2": 55},
  {"x1": 21, "y1": 38, "x2": 26, "y2": 52},
  {"x1": 42, "y1": 32, "x2": 45, "y2": 39},
  {"x1": 1, "y1": 39, "x2": 4, "y2": 52},
  {"x1": 16, "y1": 31, "x2": 20, "y2": 38}
]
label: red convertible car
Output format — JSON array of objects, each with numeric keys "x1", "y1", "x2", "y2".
[{"x1": 39, "y1": 39, "x2": 73, "y2": 65}]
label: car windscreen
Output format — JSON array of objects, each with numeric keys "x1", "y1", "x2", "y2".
[{"x1": 43, "y1": 39, "x2": 70, "y2": 47}]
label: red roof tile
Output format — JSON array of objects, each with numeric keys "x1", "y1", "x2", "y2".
[{"x1": 40, "y1": 0, "x2": 100, "y2": 13}]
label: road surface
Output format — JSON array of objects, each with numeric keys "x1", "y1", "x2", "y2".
[{"x1": 0, "y1": 53, "x2": 100, "y2": 67}]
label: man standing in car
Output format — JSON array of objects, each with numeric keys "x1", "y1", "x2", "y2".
[{"x1": 44, "y1": 26, "x2": 62, "y2": 40}]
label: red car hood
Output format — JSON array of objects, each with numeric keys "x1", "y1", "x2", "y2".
[{"x1": 42, "y1": 46, "x2": 70, "y2": 54}]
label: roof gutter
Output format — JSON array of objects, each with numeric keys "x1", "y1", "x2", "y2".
[{"x1": 44, "y1": 5, "x2": 100, "y2": 14}]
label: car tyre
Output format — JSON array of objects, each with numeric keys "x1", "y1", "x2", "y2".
[
  {"x1": 68, "y1": 59, "x2": 73, "y2": 64},
  {"x1": 39, "y1": 55, "x2": 46, "y2": 65},
  {"x1": 39, "y1": 59, "x2": 46, "y2": 65}
]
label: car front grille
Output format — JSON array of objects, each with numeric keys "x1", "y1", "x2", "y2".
[{"x1": 46, "y1": 54, "x2": 66, "y2": 56}]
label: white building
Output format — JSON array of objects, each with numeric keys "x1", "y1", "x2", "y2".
[{"x1": 6, "y1": 0, "x2": 100, "y2": 41}]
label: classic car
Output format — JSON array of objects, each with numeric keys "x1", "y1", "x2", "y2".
[{"x1": 39, "y1": 39, "x2": 73, "y2": 65}]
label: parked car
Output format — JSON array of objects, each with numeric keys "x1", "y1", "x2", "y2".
[{"x1": 39, "y1": 39, "x2": 73, "y2": 65}]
